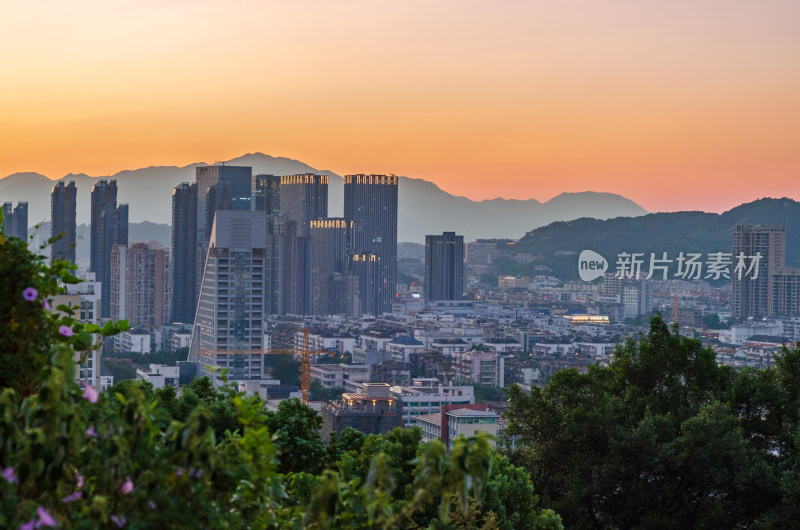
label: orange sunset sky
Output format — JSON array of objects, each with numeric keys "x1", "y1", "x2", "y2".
[{"x1": 1, "y1": 0, "x2": 799, "y2": 213}]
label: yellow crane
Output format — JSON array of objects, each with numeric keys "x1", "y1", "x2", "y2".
[{"x1": 196, "y1": 327, "x2": 330, "y2": 406}]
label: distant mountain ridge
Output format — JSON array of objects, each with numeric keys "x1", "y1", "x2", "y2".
[
  {"x1": 508, "y1": 197, "x2": 800, "y2": 280},
  {"x1": 0, "y1": 152, "x2": 647, "y2": 242}
]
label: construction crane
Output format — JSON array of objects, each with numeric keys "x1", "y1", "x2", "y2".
[
  {"x1": 651, "y1": 289, "x2": 680, "y2": 324},
  {"x1": 196, "y1": 327, "x2": 330, "y2": 406}
]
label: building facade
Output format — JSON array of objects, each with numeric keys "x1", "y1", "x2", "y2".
[
  {"x1": 191, "y1": 210, "x2": 268, "y2": 385},
  {"x1": 171, "y1": 182, "x2": 198, "y2": 324},
  {"x1": 425, "y1": 232, "x2": 465, "y2": 302},
  {"x1": 2, "y1": 201, "x2": 28, "y2": 242},
  {"x1": 90, "y1": 180, "x2": 128, "y2": 318},
  {"x1": 51, "y1": 181, "x2": 77, "y2": 264},
  {"x1": 344, "y1": 174, "x2": 398, "y2": 315}
]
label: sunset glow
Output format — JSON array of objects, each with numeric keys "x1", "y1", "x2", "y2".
[{"x1": 1, "y1": 0, "x2": 798, "y2": 212}]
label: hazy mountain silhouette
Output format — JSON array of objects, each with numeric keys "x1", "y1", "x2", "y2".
[
  {"x1": 508, "y1": 197, "x2": 800, "y2": 280},
  {"x1": 1, "y1": 152, "x2": 647, "y2": 243}
]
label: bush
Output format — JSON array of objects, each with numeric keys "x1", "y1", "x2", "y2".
[{"x1": 0, "y1": 227, "x2": 560, "y2": 528}]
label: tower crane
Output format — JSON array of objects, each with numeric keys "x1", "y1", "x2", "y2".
[{"x1": 196, "y1": 327, "x2": 330, "y2": 406}]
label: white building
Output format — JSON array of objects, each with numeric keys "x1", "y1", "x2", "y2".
[
  {"x1": 191, "y1": 211, "x2": 269, "y2": 386},
  {"x1": 310, "y1": 364, "x2": 371, "y2": 391},
  {"x1": 452, "y1": 350, "x2": 504, "y2": 388},
  {"x1": 118, "y1": 331, "x2": 152, "y2": 353},
  {"x1": 390, "y1": 378, "x2": 474, "y2": 427},
  {"x1": 54, "y1": 271, "x2": 102, "y2": 389},
  {"x1": 418, "y1": 407, "x2": 498, "y2": 450},
  {"x1": 387, "y1": 335, "x2": 425, "y2": 363},
  {"x1": 136, "y1": 364, "x2": 178, "y2": 389}
]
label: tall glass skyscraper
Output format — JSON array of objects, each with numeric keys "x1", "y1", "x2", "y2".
[
  {"x1": 344, "y1": 174, "x2": 398, "y2": 315},
  {"x1": 51, "y1": 181, "x2": 77, "y2": 264},
  {"x1": 171, "y1": 182, "x2": 198, "y2": 324},
  {"x1": 425, "y1": 232, "x2": 465, "y2": 302},
  {"x1": 90, "y1": 180, "x2": 128, "y2": 318}
]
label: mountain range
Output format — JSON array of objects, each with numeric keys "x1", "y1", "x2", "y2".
[
  {"x1": 506, "y1": 197, "x2": 800, "y2": 281},
  {"x1": 0, "y1": 153, "x2": 647, "y2": 243}
]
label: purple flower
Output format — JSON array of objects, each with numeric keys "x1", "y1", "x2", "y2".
[
  {"x1": 43, "y1": 298, "x2": 51, "y2": 311},
  {"x1": 176, "y1": 467, "x2": 183, "y2": 477},
  {"x1": 22, "y1": 287, "x2": 38, "y2": 301},
  {"x1": 76, "y1": 472, "x2": 84, "y2": 488},
  {"x1": 121, "y1": 477, "x2": 133, "y2": 494},
  {"x1": 82, "y1": 384, "x2": 98, "y2": 403},
  {"x1": 37, "y1": 506, "x2": 57, "y2": 527},
  {"x1": 59, "y1": 325, "x2": 74, "y2": 337},
  {"x1": 62, "y1": 491, "x2": 82, "y2": 503},
  {"x1": 85, "y1": 425, "x2": 98, "y2": 438},
  {"x1": 2, "y1": 466, "x2": 16, "y2": 484},
  {"x1": 19, "y1": 519, "x2": 35, "y2": 530},
  {"x1": 110, "y1": 515, "x2": 126, "y2": 528},
  {"x1": 148, "y1": 500, "x2": 156, "y2": 510},
  {"x1": 190, "y1": 468, "x2": 203, "y2": 478}
]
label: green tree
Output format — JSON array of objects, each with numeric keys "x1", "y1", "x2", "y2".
[
  {"x1": 0, "y1": 226, "x2": 554, "y2": 529},
  {"x1": 504, "y1": 315, "x2": 780, "y2": 529},
  {"x1": 265, "y1": 398, "x2": 327, "y2": 475}
]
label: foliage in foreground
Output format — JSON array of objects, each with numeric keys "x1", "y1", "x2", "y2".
[
  {"x1": 0, "y1": 227, "x2": 561, "y2": 528},
  {"x1": 505, "y1": 314, "x2": 800, "y2": 529}
]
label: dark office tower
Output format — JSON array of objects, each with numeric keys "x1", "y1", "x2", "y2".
[
  {"x1": 195, "y1": 165, "x2": 253, "y2": 302},
  {"x1": 732, "y1": 224, "x2": 785, "y2": 320},
  {"x1": 13, "y1": 202, "x2": 28, "y2": 241},
  {"x1": 425, "y1": 232, "x2": 465, "y2": 302},
  {"x1": 172, "y1": 183, "x2": 198, "y2": 324},
  {"x1": 51, "y1": 181, "x2": 77, "y2": 263},
  {"x1": 90, "y1": 180, "x2": 128, "y2": 318},
  {"x1": 344, "y1": 174, "x2": 398, "y2": 314},
  {"x1": 280, "y1": 174, "x2": 328, "y2": 236},
  {"x1": 2, "y1": 201, "x2": 28, "y2": 241},
  {"x1": 310, "y1": 218, "x2": 356, "y2": 314},
  {"x1": 254, "y1": 174, "x2": 281, "y2": 216},
  {"x1": 350, "y1": 252, "x2": 382, "y2": 316},
  {"x1": 195, "y1": 165, "x2": 253, "y2": 244},
  {"x1": 114, "y1": 204, "x2": 129, "y2": 247},
  {"x1": 277, "y1": 220, "x2": 312, "y2": 315},
  {"x1": 1, "y1": 203, "x2": 11, "y2": 233}
]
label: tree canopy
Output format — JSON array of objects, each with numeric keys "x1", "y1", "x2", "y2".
[{"x1": 504, "y1": 314, "x2": 800, "y2": 529}]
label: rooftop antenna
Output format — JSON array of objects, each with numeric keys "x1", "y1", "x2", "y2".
[{"x1": 215, "y1": 160, "x2": 228, "y2": 166}]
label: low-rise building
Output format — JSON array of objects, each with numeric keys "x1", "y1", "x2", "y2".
[
  {"x1": 310, "y1": 363, "x2": 370, "y2": 391},
  {"x1": 387, "y1": 335, "x2": 425, "y2": 363},
  {"x1": 321, "y1": 383, "x2": 403, "y2": 441},
  {"x1": 418, "y1": 404, "x2": 499, "y2": 450},
  {"x1": 136, "y1": 364, "x2": 178, "y2": 388},
  {"x1": 390, "y1": 378, "x2": 474, "y2": 427},
  {"x1": 452, "y1": 350, "x2": 505, "y2": 388}
]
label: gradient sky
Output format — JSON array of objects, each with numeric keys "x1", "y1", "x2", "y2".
[{"x1": 1, "y1": 0, "x2": 798, "y2": 212}]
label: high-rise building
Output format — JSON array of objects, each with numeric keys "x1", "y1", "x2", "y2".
[
  {"x1": 51, "y1": 181, "x2": 77, "y2": 264},
  {"x1": 195, "y1": 165, "x2": 253, "y2": 302},
  {"x1": 171, "y1": 183, "x2": 198, "y2": 324},
  {"x1": 111, "y1": 242, "x2": 169, "y2": 328},
  {"x1": 344, "y1": 174, "x2": 398, "y2": 315},
  {"x1": 2, "y1": 201, "x2": 28, "y2": 242},
  {"x1": 110, "y1": 244, "x2": 127, "y2": 322},
  {"x1": 732, "y1": 224, "x2": 785, "y2": 320},
  {"x1": 191, "y1": 210, "x2": 268, "y2": 385},
  {"x1": 425, "y1": 232, "x2": 465, "y2": 302},
  {"x1": 310, "y1": 218, "x2": 358, "y2": 314},
  {"x1": 254, "y1": 174, "x2": 281, "y2": 216},
  {"x1": 350, "y1": 252, "x2": 382, "y2": 316},
  {"x1": 195, "y1": 165, "x2": 253, "y2": 243},
  {"x1": 90, "y1": 180, "x2": 128, "y2": 318},
  {"x1": 280, "y1": 174, "x2": 328, "y2": 236}
]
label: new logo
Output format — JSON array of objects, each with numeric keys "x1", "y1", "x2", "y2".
[{"x1": 578, "y1": 250, "x2": 608, "y2": 281}]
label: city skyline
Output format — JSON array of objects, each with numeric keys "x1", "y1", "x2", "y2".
[{"x1": 1, "y1": 1, "x2": 799, "y2": 214}]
